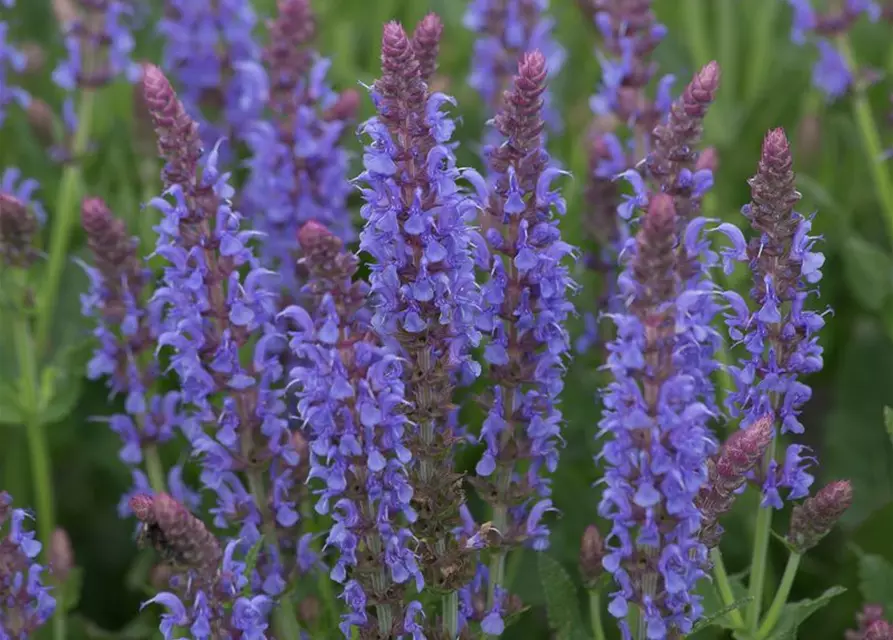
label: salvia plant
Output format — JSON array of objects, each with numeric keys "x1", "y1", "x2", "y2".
[{"x1": 5, "y1": 0, "x2": 893, "y2": 639}]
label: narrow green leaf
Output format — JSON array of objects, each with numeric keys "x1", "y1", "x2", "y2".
[
  {"x1": 763, "y1": 586, "x2": 846, "y2": 640},
  {"x1": 690, "y1": 597, "x2": 752, "y2": 634},
  {"x1": 537, "y1": 553, "x2": 588, "y2": 640},
  {"x1": 858, "y1": 552, "x2": 893, "y2": 617},
  {"x1": 242, "y1": 535, "x2": 266, "y2": 598}
]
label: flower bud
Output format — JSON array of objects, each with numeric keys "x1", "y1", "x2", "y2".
[
  {"x1": 579, "y1": 524, "x2": 605, "y2": 587},
  {"x1": 130, "y1": 493, "x2": 222, "y2": 574},
  {"x1": 787, "y1": 480, "x2": 852, "y2": 553},
  {"x1": 50, "y1": 528, "x2": 74, "y2": 582},
  {"x1": 0, "y1": 193, "x2": 39, "y2": 268}
]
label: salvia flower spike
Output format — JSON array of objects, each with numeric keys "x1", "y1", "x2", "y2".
[
  {"x1": 288, "y1": 221, "x2": 421, "y2": 637},
  {"x1": 0, "y1": 1, "x2": 30, "y2": 127},
  {"x1": 356, "y1": 18, "x2": 481, "y2": 605},
  {"x1": 243, "y1": 0, "x2": 357, "y2": 297},
  {"x1": 462, "y1": 48, "x2": 576, "y2": 629},
  {"x1": 142, "y1": 63, "x2": 304, "y2": 619},
  {"x1": 786, "y1": 480, "x2": 853, "y2": 553},
  {"x1": 0, "y1": 492, "x2": 56, "y2": 637},
  {"x1": 464, "y1": 0, "x2": 566, "y2": 133},
  {"x1": 598, "y1": 192, "x2": 718, "y2": 638},
  {"x1": 79, "y1": 196, "x2": 191, "y2": 513},
  {"x1": 718, "y1": 127, "x2": 825, "y2": 508}
]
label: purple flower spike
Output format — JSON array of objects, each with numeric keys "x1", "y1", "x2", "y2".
[
  {"x1": 0, "y1": 492, "x2": 56, "y2": 637},
  {"x1": 785, "y1": 0, "x2": 879, "y2": 100},
  {"x1": 243, "y1": 0, "x2": 358, "y2": 296},
  {"x1": 356, "y1": 18, "x2": 481, "y2": 603},
  {"x1": 289, "y1": 220, "x2": 421, "y2": 637},
  {"x1": 466, "y1": 51, "x2": 576, "y2": 562},
  {"x1": 599, "y1": 193, "x2": 718, "y2": 637},
  {"x1": 0, "y1": 2, "x2": 30, "y2": 126},
  {"x1": 464, "y1": 0, "x2": 566, "y2": 133},
  {"x1": 721, "y1": 128, "x2": 824, "y2": 507},
  {"x1": 143, "y1": 64, "x2": 301, "y2": 612},
  {"x1": 578, "y1": 0, "x2": 672, "y2": 355},
  {"x1": 52, "y1": 0, "x2": 141, "y2": 92},
  {"x1": 158, "y1": 0, "x2": 265, "y2": 151}
]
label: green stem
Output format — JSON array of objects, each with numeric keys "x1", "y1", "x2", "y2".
[
  {"x1": 710, "y1": 547, "x2": 745, "y2": 629},
  {"x1": 443, "y1": 590, "x2": 459, "y2": 639},
  {"x1": 247, "y1": 472, "x2": 301, "y2": 639},
  {"x1": 144, "y1": 445, "x2": 167, "y2": 495},
  {"x1": 836, "y1": 35, "x2": 893, "y2": 245},
  {"x1": 36, "y1": 90, "x2": 96, "y2": 356},
  {"x1": 487, "y1": 505, "x2": 508, "y2": 614},
  {"x1": 756, "y1": 553, "x2": 802, "y2": 639},
  {"x1": 681, "y1": 0, "x2": 712, "y2": 67},
  {"x1": 588, "y1": 588, "x2": 606, "y2": 640},
  {"x1": 14, "y1": 274, "x2": 63, "y2": 640},
  {"x1": 745, "y1": 0, "x2": 780, "y2": 99},
  {"x1": 746, "y1": 442, "x2": 776, "y2": 632}
]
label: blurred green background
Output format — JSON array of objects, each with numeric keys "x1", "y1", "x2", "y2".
[{"x1": 3, "y1": 0, "x2": 893, "y2": 637}]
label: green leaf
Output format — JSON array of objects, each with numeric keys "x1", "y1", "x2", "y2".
[
  {"x1": 59, "y1": 566, "x2": 84, "y2": 612},
  {"x1": 842, "y1": 236, "x2": 893, "y2": 312},
  {"x1": 537, "y1": 553, "x2": 588, "y2": 640},
  {"x1": 242, "y1": 535, "x2": 266, "y2": 598},
  {"x1": 695, "y1": 570, "x2": 749, "y2": 632},
  {"x1": 691, "y1": 597, "x2": 752, "y2": 634},
  {"x1": 763, "y1": 586, "x2": 846, "y2": 640},
  {"x1": 0, "y1": 382, "x2": 23, "y2": 425},
  {"x1": 858, "y1": 552, "x2": 893, "y2": 617}
]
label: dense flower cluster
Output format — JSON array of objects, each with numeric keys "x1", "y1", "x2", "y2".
[
  {"x1": 78, "y1": 197, "x2": 195, "y2": 515},
  {"x1": 52, "y1": 0, "x2": 141, "y2": 91},
  {"x1": 356, "y1": 19, "x2": 481, "y2": 596},
  {"x1": 0, "y1": 0, "x2": 29, "y2": 127},
  {"x1": 577, "y1": 0, "x2": 675, "y2": 354},
  {"x1": 785, "y1": 0, "x2": 880, "y2": 100},
  {"x1": 288, "y1": 221, "x2": 420, "y2": 637},
  {"x1": 243, "y1": 0, "x2": 357, "y2": 296},
  {"x1": 598, "y1": 192, "x2": 717, "y2": 639},
  {"x1": 464, "y1": 0, "x2": 565, "y2": 133},
  {"x1": 462, "y1": 49, "x2": 575, "y2": 629},
  {"x1": 158, "y1": 0, "x2": 265, "y2": 149},
  {"x1": 0, "y1": 492, "x2": 56, "y2": 638},
  {"x1": 142, "y1": 64, "x2": 302, "y2": 605},
  {"x1": 848, "y1": 605, "x2": 893, "y2": 640},
  {"x1": 717, "y1": 128, "x2": 823, "y2": 507}
]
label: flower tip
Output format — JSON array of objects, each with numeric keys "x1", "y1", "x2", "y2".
[
  {"x1": 763, "y1": 127, "x2": 791, "y2": 161},
  {"x1": 699, "y1": 60, "x2": 721, "y2": 91},
  {"x1": 382, "y1": 21, "x2": 410, "y2": 53},
  {"x1": 579, "y1": 524, "x2": 605, "y2": 586},
  {"x1": 129, "y1": 494, "x2": 155, "y2": 521},
  {"x1": 416, "y1": 12, "x2": 444, "y2": 40},
  {"x1": 297, "y1": 220, "x2": 335, "y2": 250},
  {"x1": 80, "y1": 196, "x2": 112, "y2": 230},
  {"x1": 520, "y1": 49, "x2": 547, "y2": 80}
]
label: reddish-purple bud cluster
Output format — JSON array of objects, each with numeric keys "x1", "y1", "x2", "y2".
[{"x1": 787, "y1": 481, "x2": 853, "y2": 553}]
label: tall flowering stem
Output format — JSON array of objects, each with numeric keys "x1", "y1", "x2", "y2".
[
  {"x1": 598, "y1": 191, "x2": 718, "y2": 639},
  {"x1": 289, "y1": 221, "x2": 422, "y2": 637},
  {"x1": 79, "y1": 197, "x2": 188, "y2": 507},
  {"x1": 158, "y1": 0, "x2": 265, "y2": 151},
  {"x1": 716, "y1": 128, "x2": 825, "y2": 631},
  {"x1": 464, "y1": 50, "x2": 575, "y2": 622},
  {"x1": 464, "y1": 0, "x2": 566, "y2": 134},
  {"x1": 576, "y1": 0, "x2": 674, "y2": 354},
  {"x1": 142, "y1": 64, "x2": 301, "y2": 638},
  {"x1": 243, "y1": 0, "x2": 358, "y2": 297},
  {"x1": 356, "y1": 17, "x2": 481, "y2": 632},
  {"x1": 0, "y1": 492, "x2": 56, "y2": 637}
]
